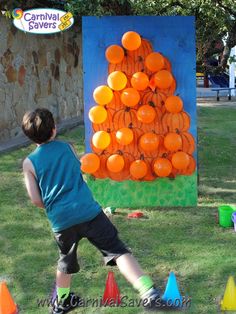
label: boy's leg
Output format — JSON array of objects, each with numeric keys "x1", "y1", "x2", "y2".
[
  {"x1": 116, "y1": 253, "x2": 159, "y2": 300},
  {"x1": 56, "y1": 270, "x2": 72, "y2": 301},
  {"x1": 52, "y1": 271, "x2": 80, "y2": 314},
  {"x1": 52, "y1": 225, "x2": 81, "y2": 313},
  {"x1": 85, "y1": 212, "x2": 177, "y2": 309},
  {"x1": 116, "y1": 253, "x2": 144, "y2": 283},
  {"x1": 85, "y1": 212, "x2": 161, "y2": 305}
]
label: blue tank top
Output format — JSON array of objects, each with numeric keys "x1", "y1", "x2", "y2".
[{"x1": 27, "y1": 140, "x2": 101, "y2": 232}]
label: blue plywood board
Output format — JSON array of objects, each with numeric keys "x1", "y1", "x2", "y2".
[
  {"x1": 83, "y1": 16, "x2": 196, "y2": 151},
  {"x1": 82, "y1": 16, "x2": 197, "y2": 207}
]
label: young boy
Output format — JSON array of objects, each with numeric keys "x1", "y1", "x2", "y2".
[{"x1": 22, "y1": 108, "x2": 172, "y2": 313}]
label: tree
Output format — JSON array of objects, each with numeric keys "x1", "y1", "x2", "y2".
[
  {"x1": 129, "y1": 0, "x2": 236, "y2": 75},
  {"x1": 0, "y1": 0, "x2": 66, "y2": 12}
]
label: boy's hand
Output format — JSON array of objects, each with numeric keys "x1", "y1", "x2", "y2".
[{"x1": 23, "y1": 158, "x2": 45, "y2": 208}]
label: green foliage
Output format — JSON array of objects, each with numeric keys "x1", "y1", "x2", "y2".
[
  {"x1": 130, "y1": 0, "x2": 236, "y2": 73},
  {"x1": 65, "y1": 0, "x2": 132, "y2": 16}
]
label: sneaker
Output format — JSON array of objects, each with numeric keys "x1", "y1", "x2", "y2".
[
  {"x1": 142, "y1": 287, "x2": 179, "y2": 311},
  {"x1": 51, "y1": 292, "x2": 80, "y2": 314}
]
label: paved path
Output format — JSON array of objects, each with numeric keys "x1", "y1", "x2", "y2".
[
  {"x1": 197, "y1": 98, "x2": 236, "y2": 108},
  {"x1": 197, "y1": 87, "x2": 236, "y2": 106}
]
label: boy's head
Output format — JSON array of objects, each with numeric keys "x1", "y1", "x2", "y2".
[{"x1": 22, "y1": 108, "x2": 56, "y2": 144}]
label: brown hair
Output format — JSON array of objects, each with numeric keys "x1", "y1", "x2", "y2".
[{"x1": 22, "y1": 108, "x2": 55, "y2": 144}]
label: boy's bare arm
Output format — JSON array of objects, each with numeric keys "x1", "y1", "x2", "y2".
[{"x1": 22, "y1": 158, "x2": 45, "y2": 208}]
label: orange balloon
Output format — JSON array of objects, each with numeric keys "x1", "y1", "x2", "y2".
[
  {"x1": 137, "y1": 105, "x2": 156, "y2": 123},
  {"x1": 92, "y1": 131, "x2": 111, "y2": 150},
  {"x1": 89, "y1": 106, "x2": 107, "y2": 124},
  {"x1": 172, "y1": 151, "x2": 190, "y2": 170},
  {"x1": 122, "y1": 31, "x2": 141, "y2": 51},
  {"x1": 93, "y1": 85, "x2": 113, "y2": 105},
  {"x1": 107, "y1": 71, "x2": 127, "y2": 91},
  {"x1": 139, "y1": 133, "x2": 160, "y2": 152},
  {"x1": 121, "y1": 88, "x2": 140, "y2": 107},
  {"x1": 80, "y1": 153, "x2": 100, "y2": 174},
  {"x1": 131, "y1": 72, "x2": 149, "y2": 90},
  {"x1": 105, "y1": 45, "x2": 124, "y2": 64},
  {"x1": 154, "y1": 70, "x2": 174, "y2": 89},
  {"x1": 107, "y1": 154, "x2": 125, "y2": 173},
  {"x1": 130, "y1": 160, "x2": 148, "y2": 179},
  {"x1": 165, "y1": 95, "x2": 183, "y2": 113},
  {"x1": 116, "y1": 128, "x2": 134, "y2": 145},
  {"x1": 164, "y1": 133, "x2": 182, "y2": 151},
  {"x1": 153, "y1": 158, "x2": 172, "y2": 177},
  {"x1": 145, "y1": 52, "x2": 165, "y2": 72}
]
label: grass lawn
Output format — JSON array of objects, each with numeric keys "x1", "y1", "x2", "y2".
[{"x1": 0, "y1": 105, "x2": 236, "y2": 314}]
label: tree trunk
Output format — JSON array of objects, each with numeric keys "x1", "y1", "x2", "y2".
[
  {"x1": 220, "y1": 44, "x2": 230, "y2": 69},
  {"x1": 220, "y1": 22, "x2": 236, "y2": 70},
  {"x1": 204, "y1": 73, "x2": 209, "y2": 88}
]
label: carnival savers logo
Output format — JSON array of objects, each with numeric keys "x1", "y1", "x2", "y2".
[{"x1": 12, "y1": 8, "x2": 74, "y2": 34}]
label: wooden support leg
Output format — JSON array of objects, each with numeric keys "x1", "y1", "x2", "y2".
[{"x1": 217, "y1": 91, "x2": 219, "y2": 101}]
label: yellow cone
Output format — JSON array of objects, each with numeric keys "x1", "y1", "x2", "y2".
[{"x1": 221, "y1": 276, "x2": 236, "y2": 310}]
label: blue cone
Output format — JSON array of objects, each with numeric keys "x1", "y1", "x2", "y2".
[{"x1": 162, "y1": 272, "x2": 182, "y2": 307}]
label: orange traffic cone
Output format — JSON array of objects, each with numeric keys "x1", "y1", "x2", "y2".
[
  {"x1": 0, "y1": 282, "x2": 18, "y2": 314},
  {"x1": 102, "y1": 271, "x2": 121, "y2": 306}
]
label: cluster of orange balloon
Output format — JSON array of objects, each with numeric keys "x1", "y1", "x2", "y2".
[{"x1": 81, "y1": 30, "x2": 196, "y2": 181}]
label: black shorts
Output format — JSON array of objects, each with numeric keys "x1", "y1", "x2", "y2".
[{"x1": 54, "y1": 211, "x2": 131, "y2": 274}]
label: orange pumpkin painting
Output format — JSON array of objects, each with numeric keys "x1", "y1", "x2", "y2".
[{"x1": 83, "y1": 30, "x2": 196, "y2": 181}]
